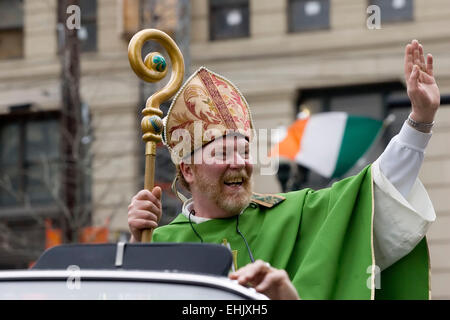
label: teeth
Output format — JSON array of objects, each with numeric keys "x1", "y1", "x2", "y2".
[{"x1": 225, "y1": 178, "x2": 243, "y2": 184}]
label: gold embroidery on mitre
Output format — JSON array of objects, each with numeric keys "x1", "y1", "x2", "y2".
[{"x1": 163, "y1": 67, "x2": 254, "y2": 160}]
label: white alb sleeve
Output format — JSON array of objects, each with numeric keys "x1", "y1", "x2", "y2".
[{"x1": 372, "y1": 121, "x2": 436, "y2": 271}]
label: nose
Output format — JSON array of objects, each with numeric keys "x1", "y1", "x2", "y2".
[{"x1": 228, "y1": 151, "x2": 246, "y2": 169}]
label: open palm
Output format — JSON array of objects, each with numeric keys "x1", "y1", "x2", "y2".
[{"x1": 404, "y1": 40, "x2": 440, "y2": 123}]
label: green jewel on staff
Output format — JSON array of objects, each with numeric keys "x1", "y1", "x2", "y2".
[{"x1": 152, "y1": 55, "x2": 166, "y2": 72}]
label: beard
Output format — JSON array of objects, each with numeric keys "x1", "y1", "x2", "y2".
[{"x1": 192, "y1": 167, "x2": 253, "y2": 216}]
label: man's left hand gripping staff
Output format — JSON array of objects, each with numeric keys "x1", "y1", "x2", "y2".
[{"x1": 229, "y1": 260, "x2": 300, "y2": 300}]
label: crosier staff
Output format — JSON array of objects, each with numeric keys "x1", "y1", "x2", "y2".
[{"x1": 128, "y1": 29, "x2": 185, "y2": 242}]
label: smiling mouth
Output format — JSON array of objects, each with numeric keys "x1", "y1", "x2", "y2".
[{"x1": 224, "y1": 177, "x2": 244, "y2": 187}]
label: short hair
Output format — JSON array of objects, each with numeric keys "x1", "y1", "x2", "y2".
[{"x1": 175, "y1": 164, "x2": 191, "y2": 192}]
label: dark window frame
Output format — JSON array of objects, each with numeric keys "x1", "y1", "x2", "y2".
[
  {"x1": 79, "y1": 0, "x2": 98, "y2": 52},
  {"x1": 0, "y1": 0, "x2": 24, "y2": 60},
  {"x1": 288, "y1": 0, "x2": 331, "y2": 33},
  {"x1": 296, "y1": 82, "x2": 406, "y2": 115},
  {"x1": 57, "y1": 0, "x2": 97, "y2": 53},
  {"x1": 0, "y1": 110, "x2": 61, "y2": 209},
  {"x1": 209, "y1": 0, "x2": 250, "y2": 41},
  {"x1": 368, "y1": 0, "x2": 414, "y2": 24}
]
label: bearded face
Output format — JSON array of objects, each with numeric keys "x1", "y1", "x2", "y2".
[
  {"x1": 192, "y1": 165, "x2": 253, "y2": 215},
  {"x1": 186, "y1": 135, "x2": 254, "y2": 217}
]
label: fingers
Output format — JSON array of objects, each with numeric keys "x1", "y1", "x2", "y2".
[
  {"x1": 411, "y1": 64, "x2": 420, "y2": 81},
  {"x1": 128, "y1": 188, "x2": 163, "y2": 241},
  {"x1": 130, "y1": 200, "x2": 162, "y2": 221},
  {"x1": 130, "y1": 188, "x2": 162, "y2": 215},
  {"x1": 255, "y1": 269, "x2": 288, "y2": 292},
  {"x1": 229, "y1": 260, "x2": 271, "y2": 287},
  {"x1": 133, "y1": 187, "x2": 162, "y2": 202},
  {"x1": 404, "y1": 43, "x2": 413, "y2": 78},
  {"x1": 229, "y1": 260, "x2": 300, "y2": 300},
  {"x1": 408, "y1": 64, "x2": 420, "y2": 91},
  {"x1": 413, "y1": 40, "x2": 421, "y2": 67},
  {"x1": 128, "y1": 216, "x2": 158, "y2": 230},
  {"x1": 127, "y1": 206, "x2": 159, "y2": 242},
  {"x1": 406, "y1": 39, "x2": 429, "y2": 80},
  {"x1": 152, "y1": 186, "x2": 162, "y2": 201},
  {"x1": 129, "y1": 209, "x2": 160, "y2": 224},
  {"x1": 406, "y1": 39, "x2": 436, "y2": 87},
  {"x1": 426, "y1": 53, "x2": 434, "y2": 76},
  {"x1": 418, "y1": 44, "x2": 426, "y2": 71}
]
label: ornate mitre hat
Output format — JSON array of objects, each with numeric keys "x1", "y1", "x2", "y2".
[{"x1": 163, "y1": 67, "x2": 255, "y2": 163}]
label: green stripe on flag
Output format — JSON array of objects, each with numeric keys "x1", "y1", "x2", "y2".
[{"x1": 332, "y1": 116, "x2": 383, "y2": 178}]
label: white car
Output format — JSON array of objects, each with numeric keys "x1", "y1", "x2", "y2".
[{"x1": 0, "y1": 243, "x2": 268, "y2": 300}]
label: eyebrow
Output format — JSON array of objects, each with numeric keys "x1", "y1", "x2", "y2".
[{"x1": 223, "y1": 145, "x2": 249, "y2": 154}]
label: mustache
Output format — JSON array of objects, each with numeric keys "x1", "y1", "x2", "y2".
[{"x1": 222, "y1": 170, "x2": 250, "y2": 182}]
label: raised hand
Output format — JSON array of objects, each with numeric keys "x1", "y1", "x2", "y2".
[{"x1": 404, "y1": 39, "x2": 440, "y2": 125}]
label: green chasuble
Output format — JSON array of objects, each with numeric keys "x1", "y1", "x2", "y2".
[{"x1": 153, "y1": 166, "x2": 430, "y2": 300}]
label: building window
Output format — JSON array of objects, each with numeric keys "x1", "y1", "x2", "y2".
[
  {"x1": 209, "y1": 0, "x2": 249, "y2": 41},
  {"x1": 288, "y1": 0, "x2": 330, "y2": 33},
  {"x1": 79, "y1": 0, "x2": 97, "y2": 52},
  {"x1": 0, "y1": 111, "x2": 61, "y2": 207},
  {"x1": 0, "y1": 0, "x2": 24, "y2": 60},
  {"x1": 369, "y1": 0, "x2": 413, "y2": 23}
]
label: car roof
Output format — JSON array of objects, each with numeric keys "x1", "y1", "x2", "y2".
[{"x1": 0, "y1": 269, "x2": 268, "y2": 300}]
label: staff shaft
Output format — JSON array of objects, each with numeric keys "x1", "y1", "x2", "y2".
[{"x1": 142, "y1": 146, "x2": 156, "y2": 243}]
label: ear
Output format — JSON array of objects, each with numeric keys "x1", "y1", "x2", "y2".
[{"x1": 180, "y1": 162, "x2": 195, "y2": 184}]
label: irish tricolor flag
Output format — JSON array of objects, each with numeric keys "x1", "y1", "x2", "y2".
[{"x1": 272, "y1": 112, "x2": 383, "y2": 179}]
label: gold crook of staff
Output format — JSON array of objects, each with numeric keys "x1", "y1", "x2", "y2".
[{"x1": 128, "y1": 29, "x2": 185, "y2": 242}]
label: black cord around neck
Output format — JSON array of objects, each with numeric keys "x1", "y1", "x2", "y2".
[
  {"x1": 235, "y1": 213, "x2": 255, "y2": 263},
  {"x1": 189, "y1": 209, "x2": 203, "y2": 243},
  {"x1": 188, "y1": 209, "x2": 255, "y2": 263}
]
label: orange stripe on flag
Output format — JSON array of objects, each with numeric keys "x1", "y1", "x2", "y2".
[{"x1": 271, "y1": 117, "x2": 309, "y2": 160}]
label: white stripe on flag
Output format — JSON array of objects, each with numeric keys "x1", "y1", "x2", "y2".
[{"x1": 295, "y1": 112, "x2": 347, "y2": 178}]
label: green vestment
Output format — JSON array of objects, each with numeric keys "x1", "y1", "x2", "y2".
[{"x1": 153, "y1": 166, "x2": 430, "y2": 299}]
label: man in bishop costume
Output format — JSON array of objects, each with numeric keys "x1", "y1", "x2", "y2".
[{"x1": 128, "y1": 40, "x2": 440, "y2": 300}]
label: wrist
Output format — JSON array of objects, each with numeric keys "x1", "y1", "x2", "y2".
[
  {"x1": 409, "y1": 111, "x2": 435, "y2": 124},
  {"x1": 407, "y1": 113, "x2": 435, "y2": 133}
]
